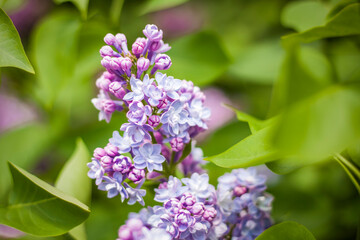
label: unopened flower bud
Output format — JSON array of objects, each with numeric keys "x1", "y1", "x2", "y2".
[
  {"x1": 104, "y1": 33, "x2": 115, "y2": 45},
  {"x1": 132, "y1": 38, "x2": 147, "y2": 58},
  {"x1": 192, "y1": 202, "x2": 205, "y2": 216},
  {"x1": 102, "y1": 99, "x2": 116, "y2": 114},
  {"x1": 120, "y1": 57, "x2": 132, "y2": 76},
  {"x1": 113, "y1": 156, "x2": 132, "y2": 174},
  {"x1": 93, "y1": 147, "x2": 106, "y2": 160},
  {"x1": 100, "y1": 45, "x2": 115, "y2": 57},
  {"x1": 151, "y1": 54, "x2": 172, "y2": 74},
  {"x1": 115, "y1": 33, "x2": 129, "y2": 55},
  {"x1": 234, "y1": 186, "x2": 247, "y2": 197},
  {"x1": 109, "y1": 82, "x2": 126, "y2": 99},
  {"x1": 100, "y1": 155, "x2": 113, "y2": 171},
  {"x1": 148, "y1": 115, "x2": 160, "y2": 127},
  {"x1": 128, "y1": 168, "x2": 145, "y2": 184},
  {"x1": 136, "y1": 57, "x2": 150, "y2": 78},
  {"x1": 203, "y1": 207, "x2": 217, "y2": 221},
  {"x1": 170, "y1": 137, "x2": 184, "y2": 152},
  {"x1": 96, "y1": 77, "x2": 111, "y2": 92},
  {"x1": 101, "y1": 56, "x2": 112, "y2": 69},
  {"x1": 104, "y1": 143, "x2": 119, "y2": 157},
  {"x1": 126, "y1": 218, "x2": 143, "y2": 231}
]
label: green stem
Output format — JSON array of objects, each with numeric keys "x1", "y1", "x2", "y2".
[
  {"x1": 334, "y1": 153, "x2": 360, "y2": 179},
  {"x1": 333, "y1": 154, "x2": 360, "y2": 194}
]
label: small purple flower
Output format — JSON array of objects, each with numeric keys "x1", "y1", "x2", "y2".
[
  {"x1": 93, "y1": 147, "x2": 106, "y2": 160},
  {"x1": 132, "y1": 37, "x2": 147, "y2": 58},
  {"x1": 188, "y1": 98, "x2": 211, "y2": 129},
  {"x1": 155, "y1": 73, "x2": 182, "y2": 99},
  {"x1": 143, "y1": 24, "x2": 163, "y2": 42},
  {"x1": 148, "y1": 115, "x2": 160, "y2": 127},
  {"x1": 113, "y1": 155, "x2": 133, "y2": 174},
  {"x1": 91, "y1": 90, "x2": 123, "y2": 123},
  {"x1": 124, "y1": 180, "x2": 147, "y2": 206},
  {"x1": 127, "y1": 101, "x2": 152, "y2": 125},
  {"x1": 128, "y1": 168, "x2": 146, "y2": 184},
  {"x1": 146, "y1": 85, "x2": 165, "y2": 107},
  {"x1": 109, "y1": 81, "x2": 127, "y2": 99},
  {"x1": 164, "y1": 198, "x2": 181, "y2": 216},
  {"x1": 98, "y1": 172, "x2": 129, "y2": 200},
  {"x1": 174, "y1": 209, "x2": 195, "y2": 232},
  {"x1": 137, "y1": 57, "x2": 150, "y2": 78},
  {"x1": 123, "y1": 76, "x2": 152, "y2": 102},
  {"x1": 151, "y1": 54, "x2": 172, "y2": 74},
  {"x1": 182, "y1": 173, "x2": 214, "y2": 200},
  {"x1": 170, "y1": 137, "x2": 184, "y2": 152},
  {"x1": 109, "y1": 131, "x2": 132, "y2": 153},
  {"x1": 157, "y1": 217, "x2": 179, "y2": 238},
  {"x1": 192, "y1": 202, "x2": 205, "y2": 216},
  {"x1": 133, "y1": 143, "x2": 166, "y2": 172},
  {"x1": 154, "y1": 176, "x2": 189, "y2": 202},
  {"x1": 161, "y1": 100, "x2": 189, "y2": 136},
  {"x1": 120, "y1": 123, "x2": 152, "y2": 147},
  {"x1": 87, "y1": 158, "x2": 105, "y2": 185},
  {"x1": 141, "y1": 227, "x2": 171, "y2": 240}
]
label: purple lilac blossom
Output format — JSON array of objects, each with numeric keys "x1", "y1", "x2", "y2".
[{"x1": 133, "y1": 143, "x2": 166, "y2": 172}]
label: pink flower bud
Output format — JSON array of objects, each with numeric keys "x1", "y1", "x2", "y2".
[
  {"x1": 109, "y1": 82, "x2": 126, "y2": 99},
  {"x1": 104, "y1": 33, "x2": 115, "y2": 45}
]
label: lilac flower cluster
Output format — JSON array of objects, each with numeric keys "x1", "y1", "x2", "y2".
[
  {"x1": 118, "y1": 169, "x2": 272, "y2": 240},
  {"x1": 88, "y1": 24, "x2": 210, "y2": 205},
  {"x1": 88, "y1": 24, "x2": 273, "y2": 239}
]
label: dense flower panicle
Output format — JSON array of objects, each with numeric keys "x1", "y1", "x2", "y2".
[{"x1": 88, "y1": 24, "x2": 273, "y2": 239}]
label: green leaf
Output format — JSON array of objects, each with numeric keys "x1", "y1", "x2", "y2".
[
  {"x1": 54, "y1": 0, "x2": 88, "y2": 19},
  {"x1": 270, "y1": 45, "x2": 332, "y2": 114},
  {"x1": 273, "y1": 86, "x2": 360, "y2": 161},
  {"x1": 140, "y1": 0, "x2": 189, "y2": 15},
  {"x1": 257, "y1": 221, "x2": 316, "y2": 240},
  {"x1": 32, "y1": 11, "x2": 82, "y2": 109},
  {"x1": 55, "y1": 138, "x2": 91, "y2": 240},
  {"x1": 0, "y1": 162, "x2": 90, "y2": 237},
  {"x1": 282, "y1": 3, "x2": 360, "y2": 46},
  {"x1": 0, "y1": 8, "x2": 34, "y2": 73},
  {"x1": 0, "y1": 124, "x2": 54, "y2": 203},
  {"x1": 165, "y1": 32, "x2": 230, "y2": 86},
  {"x1": 281, "y1": 1, "x2": 329, "y2": 32},
  {"x1": 228, "y1": 40, "x2": 284, "y2": 84},
  {"x1": 205, "y1": 126, "x2": 279, "y2": 168},
  {"x1": 224, "y1": 104, "x2": 268, "y2": 134},
  {"x1": 110, "y1": 0, "x2": 124, "y2": 26}
]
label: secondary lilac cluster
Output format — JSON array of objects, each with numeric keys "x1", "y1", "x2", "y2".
[
  {"x1": 88, "y1": 24, "x2": 210, "y2": 205},
  {"x1": 216, "y1": 168, "x2": 273, "y2": 239},
  {"x1": 118, "y1": 169, "x2": 272, "y2": 240}
]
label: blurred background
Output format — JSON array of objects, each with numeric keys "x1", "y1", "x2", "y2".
[{"x1": 0, "y1": 0, "x2": 359, "y2": 239}]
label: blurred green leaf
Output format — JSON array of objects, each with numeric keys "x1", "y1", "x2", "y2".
[
  {"x1": 327, "y1": 0, "x2": 358, "y2": 18},
  {"x1": 54, "y1": 0, "x2": 88, "y2": 19},
  {"x1": 257, "y1": 221, "x2": 316, "y2": 240},
  {"x1": 228, "y1": 40, "x2": 284, "y2": 84},
  {"x1": 0, "y1": 8, "x2": 34, "y2": 73},
  {"x1": 328, "y1": 38, "x2": 360, "y2": 83},
  {"x1": 281, "y1": 1, "x2": 329, "y2": 32},
  {"x1": 140, "y1": 0, "x2": 189, "y2": 15},
  {"x1": 0, "y1": 124, "x2": 54, "y2": 203},
  {"x1": 273, "y1": 86, "x2": 360, "y2": 162},
  {"x1": 0, "y1": 162, "x2": 90, "y2": 236},
  {"x1": 270, "y1": 46, "x2": 332, "y2": 114},
  {"x1": 55, "y1": 138, "x2": 91, "y2": 240},
  {"x1": 224, "y1": 104, "x2": 267, "y2": 134},
  {"x1": 166, "y1": 32, "x2": 230, "y2": 86},
  {"x1": 32, "y1": 11, "x2": 82, "y2": 109},
  {"x1": 110, "y1": 0, "x2": 124, "y2": 26},
  {"x1": 282, "y1": 3, "x2": 360, "y2": 46},
  {"x1": 205, "y1": 126, "x2": 278, "y2": 168}
]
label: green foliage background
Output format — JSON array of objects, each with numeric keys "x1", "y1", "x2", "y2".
[{"x1": 0, "y1": 0, "x2": 359, "y2": 239}]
